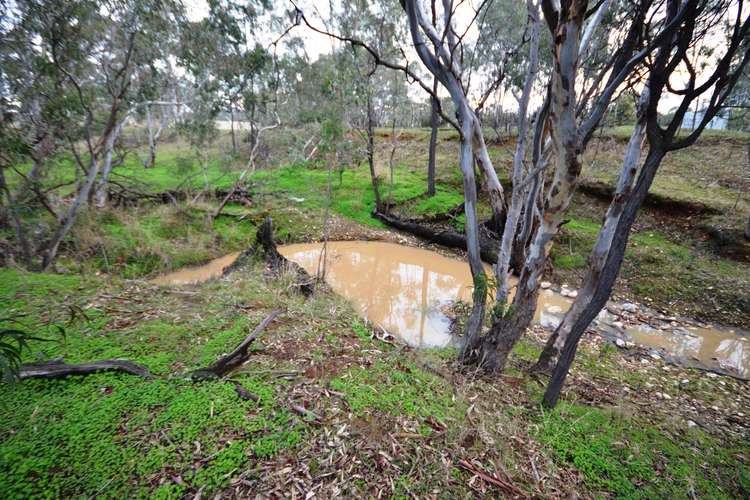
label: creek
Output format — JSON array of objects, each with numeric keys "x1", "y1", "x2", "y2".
[{"x1": 153, "y1": 240, "x2": 749, "y2": 379}]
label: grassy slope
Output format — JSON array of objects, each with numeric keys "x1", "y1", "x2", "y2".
[{"x1": 1, "y1": 258, "x2": 748, "y2": 498}]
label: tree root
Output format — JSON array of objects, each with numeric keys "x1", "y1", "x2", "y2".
[{"x1": 19, "y1": 359, "x2": 152, "y2": 380}]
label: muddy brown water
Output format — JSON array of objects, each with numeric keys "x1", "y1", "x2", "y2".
[
  {"x1": 151, "y1": 252, "x2": 240, "y2": 286},
  {"x1": 153, "y1": 241, "x2": 749, "y2": 379}
]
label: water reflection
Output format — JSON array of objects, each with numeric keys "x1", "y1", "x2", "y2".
[
  {"x1": 279, "y1": 241, "x2": 573, "y2": 348},
  {"x1": 151, "y1": 252, "x2": 240, "y2": 286},
  {"x1": 280, "y1": 241, "x2": 476, "y2": 347},
  {"x1": 627, "y1": 325, "x2": 749, "y2": 378},
  {"x1": 151, "y1": 241, "x2": 749, "y2": 379}
]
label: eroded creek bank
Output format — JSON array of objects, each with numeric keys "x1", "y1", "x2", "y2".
[{"x1": 153, "y1": 240, "x2": 750, "y2": 380}]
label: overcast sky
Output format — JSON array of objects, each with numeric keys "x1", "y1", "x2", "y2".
[{"x1": 184, "y1": 0, "x2": 733, "y2": 115}]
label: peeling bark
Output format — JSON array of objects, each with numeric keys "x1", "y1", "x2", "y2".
[
  {"x1": 469, "y1": 0, "x2": 588, "y2": 372},
  {"x1": 534, "y1": 87, "x2": 650, "y2": 373}
]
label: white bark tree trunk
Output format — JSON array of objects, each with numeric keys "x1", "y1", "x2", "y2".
[
  {"x1": 94, "y1": 121, "x2": 124, "y2": 208},
  {"x1": 495, "y1": 0, "x2": 541, "y2": 306},
  {"x1": 534, "y1": 87, "x2": 650, "y2": 372},
  {"x1": 144, "y1": 104, "x2": 155, "y2": 168},
  {"x1": 43, "y1": 151, "x2": 105, "y2": 270}
]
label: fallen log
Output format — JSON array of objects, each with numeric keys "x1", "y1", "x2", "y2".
[
  {"x1": 19, "y1": 359, "x2": 152, "y2": 380},
  {"x1": 373, "y1": 211, "x2": 500, "y2": 264},
  {"x1": 223, "y1": 217, "x2": 316, "y2": 295},
  {"x1": 189, "y1": 309, "x2": 281, "y2": 381}
]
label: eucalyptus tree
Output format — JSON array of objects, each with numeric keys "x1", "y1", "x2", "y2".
[
  {"x1": 294, "y1": 0, "x2": 525, "y2": 344},
  {"x1": 0, "y1": 0, "x2": 184, "y2": 270},
  {"x1": 458, "y1": 0, "x2": 714, "y2": 372},
  {"x1": 538, "y1": 0, "x2": 750, "y2": 407},
  {"x1": 95, "y1": 9, "x2": 187, "y2": 205},
  {"x1": 339, "y1": 0, "x2": 407, "y2": 213},
  {"x1": 293, "y1": 0, "x2": 740, "y2": 385},
  {"x1": 180, "y1": 0, "x2": 272, "y2": 155}
]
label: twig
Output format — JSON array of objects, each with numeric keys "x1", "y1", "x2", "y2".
[{"x1": 456, "y1": 459, "x2": 526, "y2": 497}]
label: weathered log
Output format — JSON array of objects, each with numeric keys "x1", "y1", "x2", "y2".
[
  {"x1": 19, "y1": 359, "x2": 151, "y2": 380},
  {"x1": 373, "y1": 211, "x2": 500, "y2": 264},
  {"x1": 223, "y1": 217, "x2": 316, "y2": 295},
  {"x1": 189, "y1": 309, "x2": 281, "y2": 381}
]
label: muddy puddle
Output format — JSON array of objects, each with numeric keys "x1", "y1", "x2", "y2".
[
  {"x1": 153, "y1": 241, "x2": 749, "y2": 379},
  {"x1": 624, "y1": 324, "x2": 748, "y2": 379},
  {"x1": 150, "y1": 252, "x2": 240, "y2": 286}
]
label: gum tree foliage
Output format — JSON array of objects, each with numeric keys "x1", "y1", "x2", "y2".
[
  {"x1": 180, "y1": 0, "x2": 272, "y2": 155},
  {"x1": 0, "y1": 0, "x2": 185, "y2": 270}
]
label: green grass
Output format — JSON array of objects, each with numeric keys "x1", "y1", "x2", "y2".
[
  {"x1": 0, "y1": 375, "x2": 299, "y2": 498},
  {"x1": 553, "y1": 254, "x2": 588, "y2": 270},
  {"x1": 62, "y1": 204, "x2": 256, "y2": 278},
  {"x1": 411, "y1": 189, "x2": 464, "y2": 217},
  {"x1": 602, "y1": 125, "x2": 750, "y2": 142},
  {"x1": 330, "y1": 357, "x2": 463, "y2": 423},
  {"x1": 536, "y1": 403, "x2": 748, "y2": 498},
  {"x1": 0, "y1": 264, "x2": 309, "y2": 498},
  {"x1": 254, "y1": 162, "x2": 438, "y2": 228}
]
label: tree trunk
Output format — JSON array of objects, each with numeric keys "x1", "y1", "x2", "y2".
[
  {"x1": 472, "y1": 120, "x2": 506, "y2": 233},
  {"x1": 494, "y1": 3, "x2": 540, "y2": 305},
  {"x1": 534, "y1": 88, "x2": 649, "y2": 373},
  {"x1": 457, "y1": 113, "x2": 489, "y2": 362},
  {"x1": 42, "y1": 154, "x2": 102, "y2": 270},
  {"x1": 366, "y1": 92, "x2": 383, "y2": 213},
  {"x1": 0, "y1": 168, "x2": 32, "y2": 266},
  {"x1": 473, "y1": 280, "x2": 540, "y2": 370},
  {"x1": 230, "y1": 104, "x2": 237, "y2": 154},
  {"x1": 746, "y1": 139, "x2": 749, "y2": 241},
  {"x1": 94, "y1": 122, "x2": 124, "y2": 208},
  {"x1": 42, "y1": 125, "x2": 119, "y2": 270},
  {"x1": 466, "y1": 1, "x2": 584, "y2": 371},
  {"x1": 427, "y1": 77, "x2": 439, "y2": 197},
  {"x1": 542, "y1": 146, "x2": 666, "y2": 408},
  {"x1": 144, "y1": 104, "x2": 156, "y2": 168}
]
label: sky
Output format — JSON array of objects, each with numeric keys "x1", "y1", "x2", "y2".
[{"x1": 183, "y1": 0, "x2": 738, "y2": 116}]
